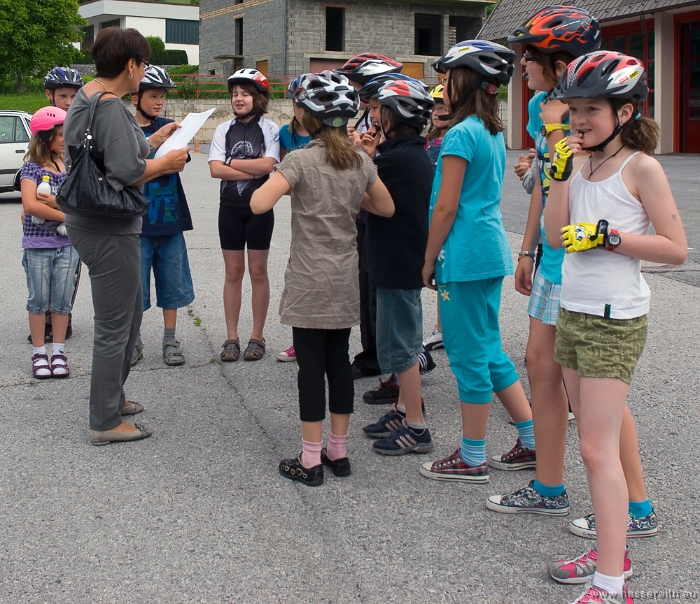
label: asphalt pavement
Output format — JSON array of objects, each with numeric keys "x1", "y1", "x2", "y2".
[{"x1": 0, "y1": 149, "x2": 698, "y2": 603}]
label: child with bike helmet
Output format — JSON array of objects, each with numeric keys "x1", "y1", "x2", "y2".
[
  {"x1": 129, "y1": 65, "x2": 195, "y2": 368},
  {"x1": 354, "y1": 78, "x2": 437, "y2": 456},
  {"x1": 20, "y1": 107, "x2": 80, "y2": 379},
  {"x1": 418, "y1": 41, "x2": 536, "y2": 484},
  {"x1": 542, "y1": 51, "x2": 686, "y2": 604},
  {"x1": 209, "y1": 68, "x2": 280, "y2": 363},
  {"x1": 425, "y1": 84, "x2": 450, "y2": 170},
  {"x1": 488, "y1": 10, "x2": 661, "y2": 585},
  {"x1": 274, "y1": 76, "x2": 313, "y2": 364},
  {"x1": 250, "y1": 71, "x2": 394, "y2": 487},
  {"x1": 44, "y1": 66, "x2": 83, "y2": 111}
]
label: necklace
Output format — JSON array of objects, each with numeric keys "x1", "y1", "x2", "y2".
[
  {"x1": 588, "y1": 144, "x2": 625, "y2": 178},
  {"x1": 93, "y1": 79, "x2": 111, "y2": 93}
]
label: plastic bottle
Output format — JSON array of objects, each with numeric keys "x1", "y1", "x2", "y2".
[{"x1": 32, "y1": 175, "x2": 51, "y2": 225}]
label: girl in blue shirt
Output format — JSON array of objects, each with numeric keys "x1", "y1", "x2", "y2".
[{"x1": 419, "y1": 41, "x2": 535, "y2": 483}]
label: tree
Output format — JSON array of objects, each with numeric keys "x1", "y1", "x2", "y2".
[
  {"x1": 0, "y1": 0, "x2": 85, "y2": 91},
  {"x1": 146, "y1": 36, "x2": 165, "y2": 54}
]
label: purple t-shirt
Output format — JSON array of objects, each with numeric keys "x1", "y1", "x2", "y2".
[{"x1": 20, "y1": 162, "x2": 71, "y2": 249}]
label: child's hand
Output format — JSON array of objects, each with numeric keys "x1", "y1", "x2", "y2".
[
  {"x1": 561, "y1": 220, "x2": 607, "y2": 253},
  {"x1": 564, "y1": 132, "x2": 586, "y2": 157},
  {"x1": 359, "y1": 129, "x2": 380, "y2": 158},
  {"x1": 514, "y1": 257, "x2": 534, "y2": 295},
  {"x1": 152, "y1": 121, "x2": 181, "y2": 147},
  {"x1": 539, "y1": 99, "x2": 568, "y2": 125},
  {"x1": 422, "y1": 261, "x2": 437, "y2": 291},
  {"x1": 36, "y1": 192, "x2": 57, "y2": 208}
]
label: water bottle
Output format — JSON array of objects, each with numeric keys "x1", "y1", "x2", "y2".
[{"x1": 32, "y1": 175, "x2": 51, "y2": 225}]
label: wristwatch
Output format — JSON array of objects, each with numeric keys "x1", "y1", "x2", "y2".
[
  {"x1": 606, "y1": 229, "x2": 621, "y2": 251},
  {"x1": 541, "y1": 123, "x2": 571, "y2": 137},
  {"x1": 518, "y1": 250, "x2": 536, "y2": 261}
]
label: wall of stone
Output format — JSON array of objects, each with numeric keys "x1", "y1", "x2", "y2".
[{"x1": 122, "y1": 97, "x2": 507, "y2": 144}]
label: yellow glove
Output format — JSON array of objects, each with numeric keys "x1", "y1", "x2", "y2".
[
  {"x1": 561, "y1": 220, "x2": 608, "y2": 253},
  {"x1": 549, "y1": 137, "x2": 574, "y2": 181}
]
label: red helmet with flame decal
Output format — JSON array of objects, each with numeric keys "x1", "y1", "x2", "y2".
[{"x1": 508, "y1": 6, "x2": 601, "y2": 56}]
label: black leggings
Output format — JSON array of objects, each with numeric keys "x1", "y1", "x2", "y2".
[{"x1": 293, "y1": 327, "x2": 354, "y2": 422}]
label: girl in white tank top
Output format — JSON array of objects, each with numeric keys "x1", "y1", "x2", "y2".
[{"x1": 541, "y1": 52, "x2": 688, "y2": 603}]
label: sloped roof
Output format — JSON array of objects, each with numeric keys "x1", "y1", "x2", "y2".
[{"x1": 479, "y1": 0, "x2": 700, "y2": 41}]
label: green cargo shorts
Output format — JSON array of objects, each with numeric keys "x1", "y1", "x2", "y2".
[{"x1": 554, "y1": 307, "x2": 648, "y2": 385}]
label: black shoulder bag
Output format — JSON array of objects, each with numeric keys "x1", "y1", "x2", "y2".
[{"x1": 56, "y1": 91, "x2": 148, "y2": 218}]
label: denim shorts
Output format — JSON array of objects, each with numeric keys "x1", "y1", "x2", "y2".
[
  {"x1": 23, "y1": 246, "x2": 80, "y2": 315},
  {"x1": 140, "y1": 232, "x2": 195, "y2": 311},
  {"x1": 375, "y1": 287, "x2": 423, "y2": 374},
  {"x1": 555, "y1": 307, "x2": 648, "y2": 385},
  {"x1": 527, "y1": 270, "x2": 561, "y2": 326}
]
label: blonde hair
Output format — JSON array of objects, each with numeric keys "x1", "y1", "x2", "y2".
[
  {"x1": 299, "y1": 111, "x2": 363, "y2": 170},
  {"x1": 24, "y1": 127, "x2": 61, "y2": 168}
]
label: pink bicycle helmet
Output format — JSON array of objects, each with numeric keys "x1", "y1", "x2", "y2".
[{"x1": 30, "y1": 107, "x2": 67, "y2": 139}]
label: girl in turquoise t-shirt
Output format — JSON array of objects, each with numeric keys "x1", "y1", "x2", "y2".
[{"x1": 419, "y1": 41, "x2": 535, "y2": 484}]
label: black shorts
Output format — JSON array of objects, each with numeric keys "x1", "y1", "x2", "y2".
[{"x1": 218, "y1": 205, "x2": 274, "y2": 251}]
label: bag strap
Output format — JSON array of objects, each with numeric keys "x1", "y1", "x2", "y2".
[{"x1": 84, "y1": 91, "x2": 118, "y2": 140}]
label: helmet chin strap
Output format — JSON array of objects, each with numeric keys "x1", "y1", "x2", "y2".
[
  {"x1": 234, "y1": 109, "x2": 254, "y2": 120},
  {"x1": 583, "y1": 115, "x2": 622, "y2": 152},
  {"x1": 136, "y1": 93, "x2": 158, "y2": 122}
]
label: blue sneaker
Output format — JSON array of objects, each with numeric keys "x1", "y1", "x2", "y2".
[
  {"x1": 362, "y1": 402, "x2": 426, "y2": 438},
  {"x1": 372, "y1": 422, "x2": 434, "y2": 456}
]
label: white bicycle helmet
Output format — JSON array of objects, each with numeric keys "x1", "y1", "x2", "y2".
[
  {"x1": 432, "y1": 40, "x2": 515, "y2": 86},
  {"x1": 227, "y1": 68, "x2": 270, "y2": 97},
  {"x1": 334, "y1": 53, "x2": 403, "y2": 85},
  {"x1": 295, "y1": 71, "x2": 359, "y2": 127},
  {"x1": 139, "y1": 65, "x2": 176, "y2": 91}
]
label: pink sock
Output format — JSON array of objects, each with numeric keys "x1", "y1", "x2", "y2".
[
  {"x1": 301, "y1": 439, "x2": 322, "y2": 468},
  {"x1": 326, "y1": 432, "x2": 348, "y2": 461}
]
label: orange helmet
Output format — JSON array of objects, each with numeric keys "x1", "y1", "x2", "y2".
[{"x1": 508, "y1": 6, "x2": 601, "y2": 56}]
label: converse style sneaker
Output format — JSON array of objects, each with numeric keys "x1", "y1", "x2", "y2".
[
  {"x1": 488, "y1": 439, "x2": 537, "y2": 471},
  {"x1": 568, "y1": 582, "x2": 634, "y2": 603},
  {"x1": 276, "y1": 345, "x2": 296, "y2": 362},
  {"x1": 548, "y1": 547, "x2": 633, "y2": 585},
  {"x1": 422, "y1": 326, "x2": 444, "y2": 351},
  {"x1": 486, "y1": 479, "x2": 569, "y2": 515},
  {"x1": 570, "y1": 509, "x2": 658, "y2": 539},
  {"x1": 419, "y1": 449, "x2": 490, "y2": 482},
  {"x1": 363, "y1": 402, "x2": 426, "y2": 439},
  {"x1": 363, "y1": 374, "x2": 400, "y2": 405},
  {"x1": 372, "y1": 422, "x2": 434, "y2": 456}
]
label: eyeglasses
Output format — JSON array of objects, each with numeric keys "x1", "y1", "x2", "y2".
[
  {"x1": 142, "y1": 62, "x2": 151, "y2": 70},
  {"x1": 523, "y1": 51, "x2": 537, "y2": 62}
]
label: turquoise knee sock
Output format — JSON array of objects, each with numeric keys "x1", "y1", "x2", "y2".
[
  {"x1": 532, "y1": 479, "x2": 566, "y2": 497},
  {"x1": 629, "y1": 499, "x2": 652, "y2": 518},
  {"x1": 514, "y1": 419, "x2": 535, "y2": 450},
  {"x1": 460, "y1": 437, "x2": 486, "y2": 467}
]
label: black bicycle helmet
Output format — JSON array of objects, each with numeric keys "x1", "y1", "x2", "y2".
[
  {"x1": 372, "y1": 79, "x2": 434, "y2": 129},
  {"x1": 295, "y1": 71, "x2": 359, "y2": 127},
  {"x1": 508, "y1": 6, "x2": 601, "y2": 57},
  {"x1": 553, "y1": 51, "x2": 648, "y2": 101},
  {"x1": 432, "y1": 40, "x2": 515, "y2": 86},
  {"x1": 359, "y1": 73, "x2": 427, "y2": 103},
  {"x1": 44, "y1": 66, "x2": 83, "y2": 90}
]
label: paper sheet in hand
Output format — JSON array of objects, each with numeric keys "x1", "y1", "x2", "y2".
[{"x1": 155, "y1": 108, "x2": 216, "y2": 158}]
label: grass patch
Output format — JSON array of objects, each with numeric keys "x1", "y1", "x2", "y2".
[{"x1": 0, "y1": 93, "x2": 47, "y2": 113}]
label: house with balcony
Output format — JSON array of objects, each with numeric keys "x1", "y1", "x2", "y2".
[
  {"x1": 199, "y1": 0, "x2": 494, "y2": 83},
  {"x1": 480, "y1": 0, "x2": 700, "y2": 153},
  {"x1": 79, "y1": 0, "x2": 200, "y2": 65}
]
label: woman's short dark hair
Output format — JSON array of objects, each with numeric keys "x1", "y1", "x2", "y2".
[{"x1": 92, "y1": 28, "x2": 151, "y2": 79}]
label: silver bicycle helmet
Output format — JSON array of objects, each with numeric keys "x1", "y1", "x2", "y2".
[{"x1": 295, "y1": 71, "x2": 359, "y2": 127}]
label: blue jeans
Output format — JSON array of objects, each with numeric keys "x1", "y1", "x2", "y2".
[
  {"x1": 375, "y1": 287, "x2": 423, "y2": 374},
  {"x1": 22, "y1": 246, "x2": 80, "y2": 314},
  {"x1": 140, "y1": 233, "x2": 195, "y2": 311}
]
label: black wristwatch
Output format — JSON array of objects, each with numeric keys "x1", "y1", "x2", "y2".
[{"x1": 606, "y1": 229, "x2": 621, "y2": 251}]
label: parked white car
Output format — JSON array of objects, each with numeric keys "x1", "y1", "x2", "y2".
[{"x1": 0, "y1": 110, "x2": 32, "y2": 193}]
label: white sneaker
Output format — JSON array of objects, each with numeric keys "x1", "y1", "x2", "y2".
[{"x1": 422, "y1": 327, "x2": 443, "y2": 351}]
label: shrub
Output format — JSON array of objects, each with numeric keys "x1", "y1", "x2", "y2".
[
  {"x1": 150, "y1": 50, "x2": 189, "y2": 66},
  {"x1": 147, "y1": 36, "x2": 166, "y2": 54}
]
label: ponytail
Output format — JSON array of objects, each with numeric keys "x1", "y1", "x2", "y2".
[
  {"x1": 610, "y1": 98, "x2": 659, "y2": 155},
  {"x1": 299, "y1": 111, "x2": 362, "y2": 171}
]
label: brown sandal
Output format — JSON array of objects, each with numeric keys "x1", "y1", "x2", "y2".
[
  {"x1": 243, "y1": 338, "x2": 266, "y2": 361},
  {"x1": 220, "y1": 339, "x2": 240, "y2": 362}
]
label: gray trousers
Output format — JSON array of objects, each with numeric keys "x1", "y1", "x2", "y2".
[{"x1": 67, "y1": 228, "x2": 143, "y2": 431}]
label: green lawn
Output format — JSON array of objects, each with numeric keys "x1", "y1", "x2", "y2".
[{"x1": 0, "y1": 92, "x2": 47, "y2": 114}]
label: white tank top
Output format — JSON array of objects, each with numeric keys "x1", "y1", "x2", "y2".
[{"x1": 560, "y1": 152, "x2": 651, "y2": 319}]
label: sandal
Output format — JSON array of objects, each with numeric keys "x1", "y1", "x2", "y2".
[
  {"x1": 220, "y1": 338, "x2": 240, "y2": 362},
  {"x1": 162, "y1": 339, "x2": 185, "y2": 366},
  {"x1": 244, "y1": 338, "x2": 266, "y2": 361},
  {"x1": 50, "y1": 354, "x2": 70, "y2": 378},
  {"x1": 32, "y1": 353, "x2": 52, "y2": 379}
]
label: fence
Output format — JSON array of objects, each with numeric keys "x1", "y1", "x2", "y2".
[{"x1": 171, "y1": 73, "x2": 446, "y2": 99}]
